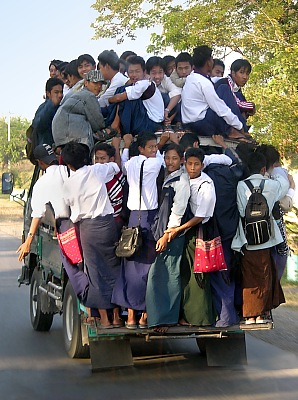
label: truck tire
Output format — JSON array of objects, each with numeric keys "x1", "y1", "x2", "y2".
[
  {"x1": 63, "y1": 281, "x2": 90, "y2": 359},
  {"x1": 30, "y1": 268, "x2": 54, "y2": 331}
]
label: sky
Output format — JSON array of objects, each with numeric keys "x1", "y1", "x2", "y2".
[
  {"x1": 0, "y1": 0, "x2": 240, "y2": 123},
  {"x1": 0, "y1": 0, "x2": 159, "y2": 121}
]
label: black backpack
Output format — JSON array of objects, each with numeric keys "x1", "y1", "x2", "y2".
[{"x1": 242, "y1": 179, "x2": 271, "y2": 245}]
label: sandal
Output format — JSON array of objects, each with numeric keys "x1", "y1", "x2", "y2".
[{"x1": 94, "y1": 127, "x2": 118, "y2": 142}]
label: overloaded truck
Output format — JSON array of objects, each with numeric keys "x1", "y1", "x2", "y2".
[{"x1": 17, "y1": 139, "x2": 273, "y2": 372}]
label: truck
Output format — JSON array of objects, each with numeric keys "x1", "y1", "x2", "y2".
[{"x1": 17, "y1": 138, "x2": 273, "y2": 372}]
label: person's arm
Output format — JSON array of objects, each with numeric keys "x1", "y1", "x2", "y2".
[
  {"x1": 203, "y1": 154, "x2": 232, "y2": 168},
  {"x1": 164, "y1": 94, "x2": 181, "y2": 122},
  {"x1": 165, "y1": 216, "x2": 204, "y2": 241},
  {"x1": 16, "y1": 217, "x2": 41, "y2": 261},
  {"x1": 111, "y1": 136, "x2": 121, "y2": 168},
  {"x1": 84, "y1": 93, "x2": 105, "y2": 131},
  {"x1": 201, "y1": 81, "x2": 243, "y2": 130},
  {"x1": 108, "y1": 91, "x2": 128, "y2": 104}
]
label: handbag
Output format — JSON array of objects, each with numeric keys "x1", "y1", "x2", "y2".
[
  {"x1": 115, "y1": 160, "x2": 145, "y2": 258},
  {"x1": 194, "y1": 218, "x2": 227, "y2": 274},
  {"x1": 57, "y1": 224, "x2": 83, "y2": 264}
]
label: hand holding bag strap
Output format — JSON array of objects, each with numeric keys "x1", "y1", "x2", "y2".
[{"x1": 137, "y1": 160, "x2": 145, "y2": 227}]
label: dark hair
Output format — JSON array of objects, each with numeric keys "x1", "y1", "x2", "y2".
[
  {"x1": 179, "y1": 133, "x2": 200, "y2": 151},
  {"x1": 175, "y1": 52, "x2": 193, "y2": 67},
  {"x1": 185, "y1": 147, "x2": 205, "y2": 162},
  {"x1": 64, "y1": 59, "x2": 81, "y2": 79},
  {"x1": 127, "y1": 55, "x2": 146, "y2": 71},
  {"x1": 97, "y1": 50, "x2": 120, "y2": 71},
  {"x1": 164, "y1": 143, "x2": 184, "y2": 159},
  {"x1": 45, "y1": 77, "x2": 64, "y2": 93},
  {"x1": 163, "y1": 55, "x2": 175, "y2": 66},
  {"x1": 78, "y1": 54, "x2": 96, "y2": 66},
  {"x1": 56, "y1": 61, "x2": 69, "y2": 73},
  {"x1": 213, "y1": 58, "x2": 225, "y2": 70},
  {"x1": 62, "y1": 142, "x2": 91, "y2": 170},
  {"x1": 137, "y1": 132, "x2": 157, "y2": 148},
  {"x1": 120, "y1": 51, "x2": 137, "y2": 61},
  {"x1": 94, "y1": 142, "x2": 116, "y2": 158},
  {"x1": 235, "y1": 142, "x2": 256, "y2": 165},
  {"x1": 255, "y1": 144, "x2": 280, "y2": 171},
  {"x1": 231, "y1": 59, "x2": 252, "y2": 74},
  {"x1": 145, "y1": 56, "x2": 164, "y2": 74},
  {"x1": 192, "y1": 45, "x2": 213, "y2": 69},
  {"x1": 129, "y1": 141, "x2": 140, "y2": 158},
  {"x1": 247, "y1": 152, "x2": 266, "y2": 174},
  {"x1": 49, "y1": 59, "x2": 63, "y2": 70}
]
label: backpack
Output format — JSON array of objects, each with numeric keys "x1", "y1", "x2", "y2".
[{"x1": 242, "y1": 179, "x2": 271, "y2": 245}]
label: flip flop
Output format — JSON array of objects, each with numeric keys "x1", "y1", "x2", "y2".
[
  {"x1": 138, "y1": 323, "x2": 148, "y2": 329},
  {"x1": 227, "y1": 136, "x2": 254, "y2": 144},
  {"x1": 125, "y1": 322, "x2": 138, "y2": 330}
]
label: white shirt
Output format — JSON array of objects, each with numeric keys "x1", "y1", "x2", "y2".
[
  {"x1": 231, "y1": 173, "x2": 289, "y2": 252},
  {"x1": 125, "y1": 80, "x2": 164, "y2": 123},
  {"x1": 163, "y1": 169, "x2": 190, "y2": 228},
  {"x1": 189, "y1": 172, "x2": 216, "y2": 223},
  {"x1": 31, "y1": 165, "x2": 70, "y2": 219},
  {"x1": 98, "y1": 72, "x2": 128, "y2": 107},
  {"x1": 157, "y1": 76, "x2": 182, "y2": 98},
  {"x1": 63, "y1": 162, "x2": 119, "y2": 223},
  {"x1": 125, "y1": 153, "x2": 164, "y2": 211},
  {"x1": 181, "y1": 71, "x2": 243, "y2": 130}
]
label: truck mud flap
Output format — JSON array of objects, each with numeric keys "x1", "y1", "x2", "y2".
[
  {"x1": 204, "y1": 332, "x2": 247, "y2": 367},
  {"x1": 89, "y1": 336, "x2": 133, "y2": 371}
]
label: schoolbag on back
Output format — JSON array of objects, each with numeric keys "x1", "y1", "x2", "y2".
[{"x1": 243, "y1": 179, "x2": 271, "y2": 245}]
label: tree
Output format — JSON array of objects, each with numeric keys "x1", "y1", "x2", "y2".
[
  {"x1": 91, "y1": 0, "x2": 298, "y2": 153},
  {"x1": 0, "y1": 117, "x2": 30, "y2": 166}
]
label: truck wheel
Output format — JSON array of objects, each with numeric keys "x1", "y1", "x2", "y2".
[
  {"x1": 63, "y1": 281, "x2": 89, "y2": 359},
  {"x1": 30, "y1": 268, "x2": 54, "y2": 331},
  {"x1": 196, "y1": 338, "x2": 207, "y2": 356}
]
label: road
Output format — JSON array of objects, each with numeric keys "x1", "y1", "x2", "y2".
[{"x1": 1, "y1": 231, "x2": 298, "y2": 400}]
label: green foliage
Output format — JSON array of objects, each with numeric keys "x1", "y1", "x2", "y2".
[
  {"x1": 92, "y1": 0, "x2": 298, "y2": 153},
  {"x1": 0, "y1": 117, "x2": 30, "y2": 167}
]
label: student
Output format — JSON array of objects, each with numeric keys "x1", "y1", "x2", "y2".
[
  {"x1": 63, "y1": 59, "x2": 83, "y2": 94},
  {"x1": 162, "y1": 55, "x2": 176, "y2": 77},
  {"x1": 16, "y1": 144, "x2": 89, "y2": 303},
  {"x1": 49, "y1": 59, "x2": 63, "y2": 78},
  {"x1": 170, "y1": 52, "x2": 193, "y2": 88},
  {"x1": 215, "y1": 59, "x2": 255, "y2": 133},
  {"x1": 181, "y1": 46, "x2": 252, "y2": 143},
  {"x1": 107, "y1": 56, "x2": 164, "y2": 135},
  {"x1": 97, "y1": 50, "x2": 128, "y2": 108},
  {"x1": 211, "y1": 59, "x2": 225, "y2": 82},
  {"x1": 112, "y1": 132, "x2": 164, "y2": 329},
  {"x1": 255, "y1": 144, "x2": 295, "y2": 281},
  {"x1": 62, "y1": 142, "x2": 122, "y2": 328},
  {"x1": 77, "y1": 54, "x2": 96, "y2": 79},
  {"x1": 31, "y1": 77, "x2": 63, "y2": 149},
  {"x1": 231, "y1": 152, "x2": 289, "y2": 324},
  {"x1": 146, "y1": 143, "x2": 190, "y2": 332},
  {"x1": 146, "y1": 56, "x2": 182, "y2": 125},
  {"x1": 93, "y1": 139, "x2": 127, "y2": 234},
  {"x1": 52, "y1": 70, "x2": 105, "y2": 151},
  {"x1": 166, "y1": 147, "x2": 217, "y2": 326}
]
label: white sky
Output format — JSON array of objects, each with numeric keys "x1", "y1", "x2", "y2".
[
  {"x1": 0, "y1": 1, "x2": 158, "y2": 121},
  {"x1": 0, "y1": 0, "x2": 240, "y2": 122}
]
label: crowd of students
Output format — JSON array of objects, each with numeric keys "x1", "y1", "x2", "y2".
[{"x1": 17, "y1": 45, "x2": 296, "y2": 331}]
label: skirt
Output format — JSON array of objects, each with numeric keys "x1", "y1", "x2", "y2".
[
  {"x1": 180, "y1": 226, "x2": 216, "y2": 326},
  {"x1": 111, "y1": 209, "x2": 157, "y2": 310},
  {"x1": 146, "y1": 235, "x2": 184, "y2": 328},
  {"x1": 78, "y1": 214, "x2": 120, "y2": 309},
  {"x1": 241, "y1": 248, "x2": 285, "y2": 317}
]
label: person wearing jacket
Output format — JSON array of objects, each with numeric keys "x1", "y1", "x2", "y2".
[{"x1": 52, "y1": 70, "x2": 105, "y2": 150}]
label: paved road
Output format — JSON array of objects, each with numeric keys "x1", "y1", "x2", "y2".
[{"x1": 1, "y1": 232, "x2": 298, "y2": 400}]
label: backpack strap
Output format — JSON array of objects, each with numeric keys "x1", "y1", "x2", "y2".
[{"x1": 244, "y1": 179, "x2": 265, "y2": 193}]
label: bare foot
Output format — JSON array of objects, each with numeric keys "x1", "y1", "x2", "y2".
[{"x1": 178, "y1": 318, "x2": 191, "y2": 326}]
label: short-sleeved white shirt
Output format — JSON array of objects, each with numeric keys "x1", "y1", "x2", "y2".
[
  {"x1": 63, "y1": 162, "x2": 119, "y2": 223},
  {"x1": 189, "y1": 171, "x2": 216, "y2": 223}
]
